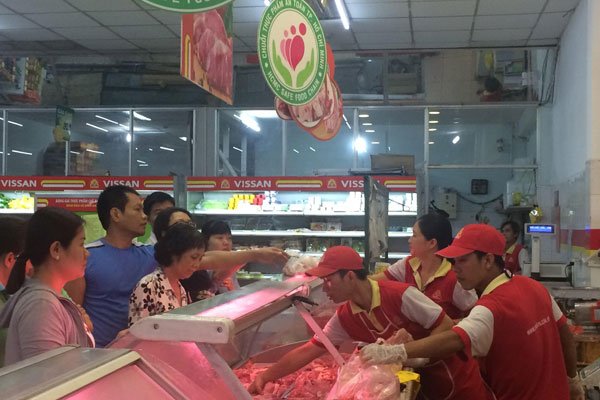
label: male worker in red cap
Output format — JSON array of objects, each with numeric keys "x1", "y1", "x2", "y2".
[
  {"x1": 361, "y1": 224, "x2": 584, "y2": 400},
  {"x1": 249, "y1": 246, "x2": 493, "y2": 399}
]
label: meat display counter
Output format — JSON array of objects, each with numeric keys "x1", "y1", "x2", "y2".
[{"x1": 1, "y1": 275, "x2": 331, "y2": 400}]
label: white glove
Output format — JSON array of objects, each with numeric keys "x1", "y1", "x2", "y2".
[
  {"x1": 360, "y1": 343, "x2": 407, "y2": 365},
  {"x1": 568, "y1": 375, "x2": 585, "y2": 400}
]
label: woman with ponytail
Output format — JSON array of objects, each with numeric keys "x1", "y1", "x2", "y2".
[{"x1": 0, "y1": 207, "x2": 93, "y2": 365}]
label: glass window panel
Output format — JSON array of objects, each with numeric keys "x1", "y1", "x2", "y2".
[
  {"x1": 356, "y1": 108, "x2": 424, "y2": 173},
  {"x1": 285, "y1": 108, "x2": 354, "y2": 175},
  {"x1": 69, "y1": 110, "x2": 130, "y2": 176},
  {"x1": 6, "y1": 111, "x2": 57, "y2": 175},
  {"x1": 427, "y1": 106, "x2": 537, "y2": 166},
  {"x1": 335, "y1": 55, "x2": 384, "y2": 99},
  {"x1": 218, "y1": 110, "x2": 282, "y2": 177},
  {"x1": 132, "y1": 110, "x2": 192, "y2": 176}
]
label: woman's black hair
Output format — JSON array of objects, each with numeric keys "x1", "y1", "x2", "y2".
[
  {"x1": 152, "y1": 207, "x2": 193, "y2": 240},
  {"x1": 201, "y1": 220, "x2": 231, "y2": 246},
  {"x1": 154, "y1": 223, "x2": 205, "y2": 267},
  {"x1": 0, "y1": 216, "x2": 27, "y2": 256},
  {"x1": 5, "y1": 207, "x2": 83, "y2": 294},
  {"x1": 417, "y1": 213, "x2": 453, "y2": 251}
]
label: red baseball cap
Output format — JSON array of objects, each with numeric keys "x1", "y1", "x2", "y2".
[
  {"x1": 306, "y1": 246, "x2": 364, "y2": 277},
  {"x1": 436, "y1": 223, "x2": 505, "y2": 258}
]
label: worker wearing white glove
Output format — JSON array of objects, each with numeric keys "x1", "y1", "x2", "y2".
[{"x1": 568, "y1": 375, "x2": 585, "y2": 400}]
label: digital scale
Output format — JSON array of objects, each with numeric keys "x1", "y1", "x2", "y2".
[{"x1": 524, "y1": 223, "x2": 557, "y2": 276}]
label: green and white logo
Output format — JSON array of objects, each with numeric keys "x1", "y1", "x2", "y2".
[
  {"x1": 258, "y1": 0, "x2": 327, "y2": 106},
  {"x1": 139, "y1": 0, "x2": 232, "y2": 13}
]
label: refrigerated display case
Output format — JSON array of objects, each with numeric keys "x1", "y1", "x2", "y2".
[{"x1": 186, "y1": 175, "x2": 417, "y2": 262}]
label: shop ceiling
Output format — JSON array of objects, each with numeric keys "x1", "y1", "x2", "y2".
[{"x1": 0, "y1": 0, "x2": 579, "y2": 57}]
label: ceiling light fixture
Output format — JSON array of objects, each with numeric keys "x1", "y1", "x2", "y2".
[
  {"x1": 70, "y1": 151, "x2": 80, "y2": 155},
  {"x1": 365, "y1": 129, "x2": 375, "y2": 133},
  {"x1": 160, "y1": 146, "x2": 175, "y2": 152},
  {"x1": 234, "y1": 113, "x2": 261, "y2": 132},
  {"x1": 264, "y1": 0, "x2": 270, "y2": 5},
  {"x1": 309, "y1": 146, "x2": 316, "y2": 152},
  {"x1": 452, "y1": 135, "x2": 461, "y2": 144},
  {"x1": 179, "y1": 136, "x2": 188, "y2": 142},
  {"x1": 342, "y1": 114, "x2": 351, "y2": 130},
  {"x1": 11, "y1": 149, "x2": 32, "y2": 156},
  {"x1": 86, "y1": 149, "x2": 104, "y2": 155},
  {"x1": 362, "y1": 122, "x2": 372, "y2": 126},
  {"x1": 7, "y1": 120, "x2": 23, "y2": 127},
  {"x1": 126, "y1": 133, "x2": 132, "y2": 143},
  {"x1": 133, "y1": 111, "x2": 151, "y2": 121},
  {"x1": 86, "y1": 122, "x2": 108, "y2": 132},
  {"x1": 428, "y1": 111, "x2": 440, "y2": 115},
  {"x1": 334, "y1": 0, "x2": 350, "y2": 29},
  {"x1": 371, "y1": 141, "x2": 380, "y2": 144},
  {"x1": 429, "y1": 120, "x2": 439, "y2": 124},
  {"x1": 429, "y1": 128, "x2": 437, "y2": 132},
  {"x1": 232, "y1": 146, "x2": 243, "y2": 152},
  {"x1": 429, "y1": 141, "x2": 435, "y2": 145},
  {"x1": 353, "y1": 137, "x2": 367, "y2": 153},
  {"x1": 359, "y1": 114, "x2": 369, "y2": 118},
  {"x1": 136, "y1": 159, "x2": 147, "y2": 164},
  {"x1": 95, "y1": 115, "x2": 118, "y2": 124},
  {"x1": 293, "y1": 148, "x2": 300, "y2": 153}
]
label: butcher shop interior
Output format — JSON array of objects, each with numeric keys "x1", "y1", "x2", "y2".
[{"x1": 0, "y1": 0, "x2": 599, "y2": 399}]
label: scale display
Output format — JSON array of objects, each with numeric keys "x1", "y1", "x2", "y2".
[{"x1": 525, "y1": 224, "x2": 556, "y2": 235}]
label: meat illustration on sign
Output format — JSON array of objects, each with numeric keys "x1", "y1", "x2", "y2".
[{"x1": 193, "y1": 10, "x2": 233, "y2": 98}]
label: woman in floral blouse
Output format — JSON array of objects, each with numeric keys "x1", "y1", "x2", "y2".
[{"x1": 128, "y1": 223, "x2": 205, "y2": 326}]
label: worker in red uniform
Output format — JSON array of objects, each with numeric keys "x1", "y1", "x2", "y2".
[
  {"x1": 249, "y1": 246, "x2": 493, "y2": 400},
  {"x1": 372, "y1": 213, "x2": 477, "y2": 319},
  {"x1": 360, "y1": 224, "x2": 584, "y2": 400},
  {"x1": 501, "y1": 220, "x2": 528, "y2": 274}
]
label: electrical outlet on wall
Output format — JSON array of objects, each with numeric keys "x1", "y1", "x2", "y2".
[{"x1": 434, "y1": 192, "x2": 457, "y2": 219}]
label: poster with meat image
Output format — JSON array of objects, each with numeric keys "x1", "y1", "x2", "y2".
[{"x1": 181, "y1": 6, "x2": 233, "y2": 105}]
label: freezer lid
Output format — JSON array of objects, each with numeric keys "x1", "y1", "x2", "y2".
[{"x1": 129, "y1": 275, "x2": 322, "y2": 343}]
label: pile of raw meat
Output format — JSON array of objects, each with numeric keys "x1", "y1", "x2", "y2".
[{"x1": 235, "y1": 355, "x2": 340, "y2": 399}]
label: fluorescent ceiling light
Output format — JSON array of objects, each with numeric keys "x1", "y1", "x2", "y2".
[
  {"x1": 429, "y1": 128, "x2": 437, "y2": 132},
  {"x1": 139, "y1": 164, "x2": 148, "y2": 167},
  {"x1": 293, "y1": 148, "x2": 300, "y2": 154},
  {"x1": 8, "y1": 120, "x2": 22, "y2": 127},
  {"x1": 428, "y1": 111, "x2": 440, "y2": 115},
  {"x1": 371, "y1": 141, "x2": 380, "y2": 144},
  {"x1": 452, "y1": 135, "x2": 461, "y2": 144},
  {"x1": 86, "y1": 149, "x2": 104, "y2": 155},
  {"x1": 362, "y1": 122, "x2": 372, "y2": 126},
  {"x1": 11, "y1": 149, "x2": 32, "y2": 156},
  {"x1": 309, "y1": 146, "x2": 316, "y2": 152},
  {"x1": 70, "y1": 151, "x2": 80, "y2": 155},
  {"x1": 86, "y1": 122, "x2": 108, "y2": 132},
  {"x1": 136, "y1": 159, "x2": 147, "y2": 164},
  {"x1": 353, "y1": 137, "x2": 367, "y2": 153},
  {"x1": 429, "y1": 120, "x2": 439, "y2": 124},
  {"x1": 160, "y1": 146, "x2": 175, "y2": 152},
  {"x1": 119, "y1": 123, "x2": 129, "y2": 129},
  {"x1": 334, "y1": 0, "x2": 350, "y2": 29},
  {"x1": 365, "y1": 129, "x2": 375, "y2": 133},
  {"x1": 429, "y1": 141, "x2": 435, "y2": 145},
  {"x1": 342, "y1": 114, "x2": 351, "y2": 130},
  {"x1": 133, "y1": 111, "x2": 151, "y2": 121},
  {"x1": 148, "y1": 148, "x2": 154, "y2": 152},
  {"x1": 264, "y1": 0, "x2": 270, "y2": 5},
  {"x1": 232, "y1": 146, "x2": 243, "y2": 152},
  {"x1": 126, "y1": 133, "x2": 132, "y2": 143},
  {"x1": 95, "y1": 115, "x2": 118, "y2": 124},
  {"x1": 359, "y1": 114, "x2": 369, "y2": 118},
  {"x1": 241, "y1": 110, "x2": 278, "y2": 119},
  {"x1": 234, "y1": 113, "x2": 260, "y2": 132},
  {"x1": 179, "y1": 136, "x2": 188, "y2": 142}
]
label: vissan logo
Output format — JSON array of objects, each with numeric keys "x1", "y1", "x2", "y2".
[{"x1": 258, "y1": 0, "x2": 327, "y2": 106}]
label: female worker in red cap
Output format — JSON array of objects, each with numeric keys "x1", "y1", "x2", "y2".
[
  {"x1": 361, "y1": 224, "x2": 583, "y2": 400},
  {"x1": 250, "y1": 245, "x2": 493, "y2": 400}
]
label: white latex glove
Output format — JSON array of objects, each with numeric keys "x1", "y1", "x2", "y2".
[
  {"x1": 360, "y1": 343, "x2": 407, "y2": 365},
  {"x1": 568, "y1": 375, "x2": 585, "y2": 400}
]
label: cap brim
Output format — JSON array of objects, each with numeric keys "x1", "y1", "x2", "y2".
[
  {"x1": 305, "y1": 266, "x2": 338, "y2": 278},
  {"x1": 436, "y1": 245, "x2": 474, "y2": 259}
]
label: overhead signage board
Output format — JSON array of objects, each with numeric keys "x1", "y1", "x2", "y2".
[{"x1": 139, "y1": 0, "x2": 233, "y2": 12}]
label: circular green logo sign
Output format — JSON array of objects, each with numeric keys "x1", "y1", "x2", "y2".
[
  {"x1": 258, "y1": 0, "x2": 327, "y2": 106},
  {"x1": 139, "y1": 0, "x2": 232, "y2": 12}
]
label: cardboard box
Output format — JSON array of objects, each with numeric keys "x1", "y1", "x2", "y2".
[{"x1": 371, "y1": 154, "x2": 415, "y2": 175}]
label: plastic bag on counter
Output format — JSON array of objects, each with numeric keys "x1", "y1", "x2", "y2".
[
  {"x1": 282, "y1": 255, "x2": 319, "y2": 276},
  {"x1": 326, "y1": 352, "x2": 402, "y2": 400}
]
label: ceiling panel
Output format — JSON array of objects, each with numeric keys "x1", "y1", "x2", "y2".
[
  {"x1": 411, "y1": 1, "x2": 476, "y2": 18},
  {"x1": 54, "y1": 26, "x2": 120, "y2": 40},
  {"x1": 527, "y1": 38, "x2": 558, "y2": 46},
  {"x1": 471, "y1": 39, "x2": 528, "y2": 47},
  {"x1": 355, "y1": 32, "x2": 411, "y2": 45},
  {"x1": 472, "y1": 29, "x2": 531, "y2": 41},
  {"x1": 232, "y1": 6, "x2": 264, "y2": 22},
  {"x1": 0, "y1": 3, "x2": 12, "y2": 13},
  {"x1": 413, "y1": 17, "x2": 472, "y2": 31},
  {"x1": 87, "y1": 11, "x2": 157, "y2": 26},
  {"x1": 414, "y1": 30, "x2": 470, "y2": 43},
  {"x1": 131, "y1": 37, "x2": 179, "y2": 50},
  {"x1": 477, "y1": 0, "x2": 546, "y2": 15},
  {"x1": 346, "y1": 2, "x2": 409, "y2": 19},
  {"x1": 0, "y1": 0, "x2": 76, "y2": 13},
  {"x1": 474, "y1": 14, "x2": 538, "y2": 30},
  {"x1": 531, "y1": 12, "x2": 570, "y2": 39},
  {"x1": 148, "y1": 10, "x2": 181, "y2": 25},
  {"x1": 75, "y1": 38, "x2": 139, "y2": 50},
  {"x1": 414, "y1": 41, "x2": 469, "y2": 48},
  {"x1": 0, "y1": 14, "x2": 38, "y2": 29},
  {"x1": 233, "y1": 22, "x2": 259, "y2": 37},
  {"x1": 66, "y1": 0, "x2": 143, "y2": 11},
  {"x1": 351, "y1": 18, "x2": 410, "y2": 33},
  {"x1": 1, "y1": 28, "x2": 63, "y2": 41},
  {"x1": 27, "y1": 12, "x2": 99, "y2": 28},
  {"x1": 545, "y1": 0, "x2": 580, "y2": 13},
  {"x1": 110, "y1": 25, "x2": 175, "y2": 39},
  {"x1": 167, "y1": 25, "x2": 180, "y2": 37}
]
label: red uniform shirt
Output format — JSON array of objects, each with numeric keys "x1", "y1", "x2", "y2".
[
  {"x1": 453, "y1": 275, "x2": 569, "y2": 400},
  {"x1": 384, "y1": 256, "x2": 477, "y2": 319},
  {"x1": 313, "y1": 280, "x2": 493, "y2": 400},
  {"x1": 503, "y1": 243, "x2": 524, "y2": 274}
]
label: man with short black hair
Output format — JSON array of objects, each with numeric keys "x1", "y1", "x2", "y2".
[
  {"x1": 500, "y1": 220, "x2": 528, "y2": 274},
  {"x1": 361, "y1": 224, "x2": 583, "y2": 400},
  {"x1": 0, "y1": 216, "x2": 27, "y2": 290},
  {"x1": 143, "y1": 192, "x2": 175, "y2": 245},
  {"x1": 250, "y1": 246, "x2": 491, "y2": 399}
]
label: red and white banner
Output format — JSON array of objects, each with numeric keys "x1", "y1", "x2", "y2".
[
  {"x1": 186, "y1": 176, "x2": 416, "y2": 192},
  {"x1": 37, "y1": 197, "x2": 97, "y2": 212},
  {"x1": 0, "y1": 176, "x2": 174, "y2": 191}
]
